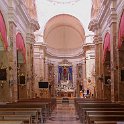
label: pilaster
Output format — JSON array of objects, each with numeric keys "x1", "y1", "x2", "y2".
[
  {"x1": 9, "y1": 21, "x2": 18, "y2": 102},
  {"x1": 109, "y1": 0, "x2": 118, "y2": 102},
  {"x1": 93, "y1": 35, "x2": 103, "y2": 99},
  {"x1": 26, "y1": 33, "x2": 35, "y2": 98}
]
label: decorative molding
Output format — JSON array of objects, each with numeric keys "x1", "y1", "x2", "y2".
[
  {"x1": 59, "y1": 59, "x2": 72, "y2": 66},
  {"x1": 83, "y1": 43, "x2": 95, "y2": 52},
  {"x1": 108, "y1": 5, "x2": 117, "y2": 26},
  {"x1": 46, "y1": 45, "x2": 83, "y2": 58}
]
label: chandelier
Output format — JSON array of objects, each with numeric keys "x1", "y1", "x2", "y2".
[{"x1": 47, "y1": 0, "x2": 81, "y2": 4}]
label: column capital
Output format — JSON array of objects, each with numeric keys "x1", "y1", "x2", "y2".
[
  {"x1": 29, "y1": 19, "x2": 40, "y2": 32},
  {"x1": 88, "y1": 19, "x2": 100, "y2": 32},
  {"x1": 26, "y1": 33, "x2": 35, "y2": 44},
  {"x1": 93, "y1": 35, "x2": 102, "y2": 45}
]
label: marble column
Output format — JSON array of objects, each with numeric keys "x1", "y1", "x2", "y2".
[
  {"x1": 109, "y1": 0, "x2": 118, "y2": 102},
  {"x1": 9, "y1": 21, "x2": 18, "y2": 102},
  {"x1": 98, "y1": 37, "x2": 104, "y2": 99},
  {"x1": 26, "y1": 33, "x2": 35, "y2": 98},
  {"x1": 88, "y1": 19, "x2": 103, "y2": 99},
  {"x1": 93, "y1": 35, "x2": 103, "y2": 99},
  {"x1": 82, "y1": 57, "x2": 86, "y2": 84}
]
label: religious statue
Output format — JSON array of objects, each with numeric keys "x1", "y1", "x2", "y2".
[{"x1": 63, "y1": 67, "x2": 68, "y2": 81}]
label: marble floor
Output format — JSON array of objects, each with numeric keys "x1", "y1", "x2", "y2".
[{"x1": 45, "y1": 103, "x2": 81, "y2": 124}]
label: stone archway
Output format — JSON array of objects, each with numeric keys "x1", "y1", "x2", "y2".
[
  {"x1": 118, "y1": 10, "x2": 124, "y2": 101},
  {"x1": 0, "y1": 11, "x2": 9, "y2": 102},
  {"x1": 103, "y1": 32, "x2": 111, "y2": 100},
  {"x1": 16, "y1": 33, "x2": 27, "y2": 99}
]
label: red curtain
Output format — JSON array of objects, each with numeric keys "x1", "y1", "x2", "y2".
[
  {"x1": 103, "y1": 32, "x2": 110, "y2": 63},
  {"x1": 16, "y1": 33, "x2": 26, "y2": 63},
  {"x1": 0, "y1": 11, "x2": 8, "y2": 49},
  {"x1": 118, "y1": 11, "x2": 124, "y2": 48}
]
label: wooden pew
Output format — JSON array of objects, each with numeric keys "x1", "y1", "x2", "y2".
[
  {"x1": 75, "y1": 99, "x2": 111, "y2": 114},
  {"x1": 74, "y1": 99, "x2": 124, "y2": 123},
  {"x1": 0, "y1": 102, "x2": 50, "y2": 123},
  {"x1": 94, "y1": 121, "x2": 124, "y2": 124},
  {"x1": 77, "y1": 102, "x2": 124, "y2": 120},
  {"x1": 16, "y1": 98, "x2": 56, "y2": 116},
  {"x1": 77, "y1": 102, "x2": 124, "y2": 113},
  {"x1": 0, "y1": 98, "x2": 57, "y2": 123},
  {"x1": 86, "y1": 115, "x2": 124, "y2": 124},
  {"x1": 0, "y1": 109, "x2": 38, "y2": 124},
  {"x1": 86, "y1": 111, "x2": 124, "y2": 124},
  {"x1": 17, "y1": 98, "x2": 56, "y2": 113},
  {"x1": 94, "y1": 120, "x2": 118, "y2": 124},
  {"x1": 0, "y1": 115, "x2": 32, "y2": 124},
  {"x1": 0, "y1": 107, "x2": 43, "y2": 123},
  {"x1": 79, "y1": 108, "x2": 124, "y2": 123},
  {"x1": 75, "y1": 98, "x2": 124, "y2": 124},
  {"x1": 0, "y1": 121, "x2": 24, "y2": 124}
]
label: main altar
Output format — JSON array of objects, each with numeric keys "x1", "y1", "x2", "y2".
[{"x1": 56, "y1": 59, "x2": 75, "y2": 97}]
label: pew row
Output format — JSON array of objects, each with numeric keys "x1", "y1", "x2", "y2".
[
  {"x1": 74, "y1": 98, "x2": 124, "y2": 124},
  {"x1": 0, "y1": 121, "x2": 24, "y2": 124}
]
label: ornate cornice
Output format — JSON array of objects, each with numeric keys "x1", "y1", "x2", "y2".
[
  {"x1": 83, "y1": 43, "x2": 95, "y2": 51},
  {"x1": 45, "y1": 45, "x2": 84, "y2": 58},
  {"x1": 89, "y1": 0, "x2": 112, "y2": 33},
  {"x1": 108, "y1": 1, "x2": 117, "y2": 26},
  {"x1": 15, "y1": 0, "x2": 39, "y2": 33},
  {"x1": 8, "y1": 7, "x2": 18, "y2": 26}
]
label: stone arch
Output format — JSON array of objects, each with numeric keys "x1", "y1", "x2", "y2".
[
  {"x1": 0, "y1": 10, "x2": 9, "y2": 102},
  {"x1": 16, "y1": 32, "x2": 27, "y2": 99},
  {"x1": 118, "y1": 10, "x2": 124, "y2": 83},
  {"x1": 0, "y1": 10, "x2": 8, "y2": 69},
  {"x1": 103, "y1": 32, "x2": 111, "y2": 100},
  {"x1": 0, "y1": 11, "x2": 8, "y2": 50},
  {"x1": 16, "y1": 32, "x2": 26, "y2": 64},
  {"x1": 103, "y1": 32, "x2": 110, "y2": 63},
  {"x1": 118, "y1": 10, "x2": 124, "y2": 48}
]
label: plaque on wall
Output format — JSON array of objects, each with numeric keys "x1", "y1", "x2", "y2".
[
  {"x1": 19, "y1": 75, "x2": 25, "y2": 84},
  {"x1": 121, "y1": 70, "x2": 124, "y2": 81},
  {"x1": 38, "y1": 82, "x2": 49, "y2": 88},
  {"x1": 0, "y1": 69, "x2": 7, "y2": 80}
]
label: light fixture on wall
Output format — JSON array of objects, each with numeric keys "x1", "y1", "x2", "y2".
[{"x1": 107, "y1": 79, "x2": 111, "y2": 84}]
